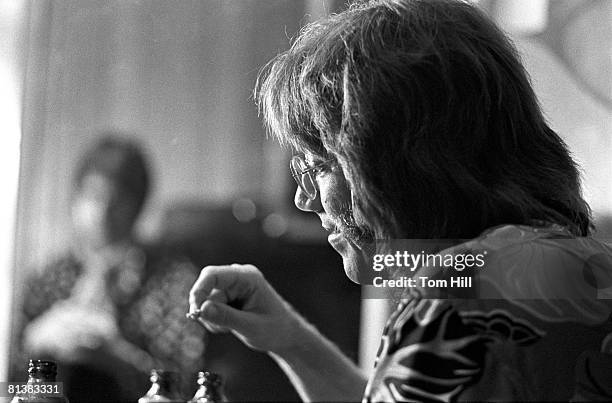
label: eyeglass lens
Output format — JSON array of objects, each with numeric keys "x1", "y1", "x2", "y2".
[{"x1": 290, "y1": 156, "x2": 317, "y2": 199}]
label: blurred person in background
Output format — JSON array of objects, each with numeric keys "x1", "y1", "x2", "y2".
[
  {"x1": 189, "y1": 0, "x2": 612, "y2": 401},
  {"x1": 13, "y1": 135, "x2": 205, "y2": 401}
]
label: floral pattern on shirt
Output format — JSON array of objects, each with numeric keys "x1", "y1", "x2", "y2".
[{"x1": 363, "y1": 224, "x2": 612, "y2": 402}]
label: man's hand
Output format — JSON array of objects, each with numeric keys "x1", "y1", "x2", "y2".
[
  {"x1": 188, "y1": 264, "x2": 301, "y2": 354},
  {"x1": 189, "y1": 263, "x2": 368, "y2": 401}
]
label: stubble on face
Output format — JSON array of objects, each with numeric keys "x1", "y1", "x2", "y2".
[
  {"x1": 303, "y1": 155, "x2": 377, "y2": 283},
  {"x1": 323, "y1": 186, "x2": 374, "y2": 247}
]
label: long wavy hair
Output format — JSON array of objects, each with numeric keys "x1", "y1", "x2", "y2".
[{"x1": 256, "y1": 0, "x2": 592, "y2": 239}]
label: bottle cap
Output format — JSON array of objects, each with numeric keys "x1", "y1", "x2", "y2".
[
  {"x1": 28, "y1": 360, "x2": 57, "y2": 376},
  {"x1": 197, "y1": 371, "x2": 222, "y2": 387}
]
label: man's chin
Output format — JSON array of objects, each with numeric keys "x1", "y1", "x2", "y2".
[
  {"x1": 329, "y1": 231, "x2": 375, "y2": 284},
  {"x1": 340, "y1": 248, "x2": 374, "y2": 285},
  {"x1": 342, "y1": 259, "x2": 361, "y2": 284}
]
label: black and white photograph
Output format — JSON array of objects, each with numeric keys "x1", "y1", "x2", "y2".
[{"x1": 0, "y1": 0, "x2": 611, "y2": 401}]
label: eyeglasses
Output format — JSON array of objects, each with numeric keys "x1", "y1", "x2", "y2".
[{"x1": 290, "y1": 155, "x2": 334, "y2": 201}]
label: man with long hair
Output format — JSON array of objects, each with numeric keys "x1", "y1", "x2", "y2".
[{"x1": 189, "y1": 0, "x2": 612, "y2": 401}]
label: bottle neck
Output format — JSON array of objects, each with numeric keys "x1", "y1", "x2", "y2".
[
  {"x1": 192, "y1": 374, "x2": 224, "y2": 402},
  {"x1": 27, "y1": 360, "x2": 58, "y2": 383},
  {"x1": 144, "y1": 370, "x2": 181, "y2": 400}
]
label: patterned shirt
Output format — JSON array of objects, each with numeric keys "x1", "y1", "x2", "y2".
[
  {"x1": 363, "y1": 224, "x2": 612, "y2": 402},
  {"x1": 13, "y1": 244, "x2": 205, "y2": 401}
]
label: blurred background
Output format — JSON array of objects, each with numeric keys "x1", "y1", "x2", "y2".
[{"x1": 0, "y1": 0, "x2": 610, "y2": 401}]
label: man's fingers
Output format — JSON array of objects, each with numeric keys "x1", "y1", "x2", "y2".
[
  {"x1": 194, "y1": 292, "x2": 228, "y2": 333},
  {"x1": 207, "y1": 288, "x2": 229, "y2": 305},
  {"x1": 197, "y1": 317, "x2": 228, "y2": 334},
  {"x1": 198, "y1": 300, "x2": 257, "y2": 335},
  {"x1": 189, "y1": 265, "x2": 230, "y2": 313},
  {"x1": 188, "y1": 264, "x2": 258, "y2": 314}
]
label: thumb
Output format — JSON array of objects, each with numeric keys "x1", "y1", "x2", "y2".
[{"x1": 199, "y1": 301, "x2": 258, "y2": 335}]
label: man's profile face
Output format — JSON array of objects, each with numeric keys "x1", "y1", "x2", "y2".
[{"x1": 294, "y1": 152, "x2": 372, "y2": 283}]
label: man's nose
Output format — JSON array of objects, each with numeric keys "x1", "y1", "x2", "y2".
[{"x1": 294, "y1": 186, "x2": 322, "y2": 212}]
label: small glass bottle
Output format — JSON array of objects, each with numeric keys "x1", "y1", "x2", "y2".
[
  {"x1": 188, "y1": 371, "x2": 226, "y2": 403},
  {"x1": 138, "y1": 369, "x2": 184, "y2": 403},
  {"x1": 10, "y1": 360, "x2": 69, "y2": 403}
]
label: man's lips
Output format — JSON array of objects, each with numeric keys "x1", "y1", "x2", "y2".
[
  {"x1": 322, "y1": 222, "x2": 343, "y2": 244},
  {"x1": 321, "y1": 221, "x2": 337, "y2": 233}
]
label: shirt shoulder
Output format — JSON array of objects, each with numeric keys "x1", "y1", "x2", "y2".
[
  {"x1": 364, "y1": 225, "x2": 612, "y2": 402},
  {"x1": 466, "y1": 224, "x2": 612, "y2": 325}
]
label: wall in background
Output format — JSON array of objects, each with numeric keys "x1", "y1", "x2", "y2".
[
  {"x1": 16, "y1": 0, "x2": 305, "y2": 274},
  {"x1": 0, "y1": 0, "x2": 27, "y2": 381},
  {"x1": 488, "y1": 0, "x2": 612, "y2": 220}
]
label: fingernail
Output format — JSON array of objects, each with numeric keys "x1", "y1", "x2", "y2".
[{"x1": 186, "y1": 309, "x2": 201, "y2": 320}]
